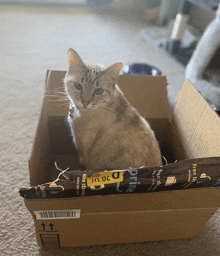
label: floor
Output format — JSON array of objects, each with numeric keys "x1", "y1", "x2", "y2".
[{"x1": 1, "y1": 2, "x2": 220, "y2": 256}]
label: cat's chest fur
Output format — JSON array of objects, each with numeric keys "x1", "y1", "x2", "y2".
[
  {"x1": 69, "y1": 109, "x2": 115, "y2": 159},
  {"x1": 68, "y1": 107, "x2": 162, "y2": 170}
]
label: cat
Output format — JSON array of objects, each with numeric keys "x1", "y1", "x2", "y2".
[{"x1": 64, "y1": 48, "x2": 162, "y2": 171}]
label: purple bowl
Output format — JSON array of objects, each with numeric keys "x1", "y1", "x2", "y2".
[{"x1": 121, "y1": 63, "x2": 162, "y2": 76}]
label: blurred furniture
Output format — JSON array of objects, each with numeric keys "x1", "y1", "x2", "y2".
[
  {"x1": 142, "y1": 0, "x2": 180, "y2": 24},
  {"x1": 185, "y1": 3, "x2": 220, "y2": 110},
  {"x1": 166, "y1": 0, "x2": 219, "y2": 66},
  {"x1": 157, "y1": 0, "x2": 181, "y2": 25}
]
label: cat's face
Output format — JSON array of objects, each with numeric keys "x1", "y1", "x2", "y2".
[
  {"x1": 65, "y1": 48, "x2": 123, "y2": 112},
  {"x1": 65, "y1": 67, "x2": 113, "y2": 111}
]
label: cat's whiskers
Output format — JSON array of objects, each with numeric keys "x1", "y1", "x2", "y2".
[
  {"x1": 45, "y1": 94, "x2": 69, "y2": 98},
  {"x1": 45, "y1": 94, "x2": 70, "y2": 101},
  {"x1": 45, "y1": 95, "x2": 69, "y2": 98},
  {"x1": 48, "y1": 100, "x2": 70, "y2": 103},
  {"x1": 45, "y1": 89, "x2": 67, "y2": 93},
  {"x1": 45, "y1": 91, "x2": 68, "y2": 95},
  {"x1": 45, "y1": 88, "x2": 66, "y2": 91},
  {"x1": 47, "y1": 99, "x2": 70, "y2": 104},
  {"x1": 45, "y1": 90, "x2": 68, "y2": 95},
  {"x1": 44, "y1": 92, "x2": 69, "y2": 97}
]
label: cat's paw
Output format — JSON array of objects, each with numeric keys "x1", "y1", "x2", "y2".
[{"x1": 69, "y1": 105, "x2": 75, "y2": 118}]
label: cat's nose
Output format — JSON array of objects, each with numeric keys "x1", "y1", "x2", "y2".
[{"x1": 82, "y1": 100, "x2": 90, "y2": 107}]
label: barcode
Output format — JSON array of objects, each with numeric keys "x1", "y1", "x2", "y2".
[{"x1": 34, "y1": 209, "x2": 80, "y2": 219}]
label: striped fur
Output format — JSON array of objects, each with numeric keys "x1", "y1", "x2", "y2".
[{"x1": 65, "y1": 48, "x2": 162, "y2": 171}]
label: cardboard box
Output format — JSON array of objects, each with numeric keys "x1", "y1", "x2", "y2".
[{"x1": 23, "y1": 71, "x2": 220, "y2": 248}]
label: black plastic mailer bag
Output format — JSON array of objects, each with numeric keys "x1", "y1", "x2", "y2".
[{"x1": 19, "y1": 157, "x2": 220, "y2": 199}]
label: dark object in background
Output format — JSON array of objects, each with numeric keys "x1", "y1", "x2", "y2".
[
  {"x1": 121, "y1": 63, "x2": 162, "y2": 76},
  {"x1": 187, "y1": 0, "x2": 219, "y2": 10},
  {"x1": 213, "y1": 106, "x2": 220, "y2": 116},
  {"x1": 166, "y1": 0, "x2": 219, "y2": 66},
  {"x1": 165, "y1": 40, "x2": 197, "y2": 67}
]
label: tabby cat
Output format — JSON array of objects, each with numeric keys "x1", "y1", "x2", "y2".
[{"x1": 65, "y1": 48, "x2": 162, "y2": 171}]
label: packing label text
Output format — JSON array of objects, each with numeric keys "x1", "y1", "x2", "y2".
[{"x1": 87, "y1": 171, "x2": 123, "y2": 187}]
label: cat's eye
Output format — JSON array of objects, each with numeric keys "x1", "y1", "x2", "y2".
[
  {"x1": 74, "y1": 82, "x2": 83, "y2": 91},
  {"x1": 94, "y1": 88, "x2": 104, "y2": 95}
]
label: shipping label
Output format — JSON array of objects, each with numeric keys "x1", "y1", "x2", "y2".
[
  {"x1": 34, "y1": 209, "x2": 81, "y2": 220},
  {"x1": 87, "y1": 171, "x2": 123, "y2": 187}
]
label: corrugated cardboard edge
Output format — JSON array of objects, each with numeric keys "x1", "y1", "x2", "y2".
[{"x1": 170, "y1": 78, "x2": 220, "y2": 160}]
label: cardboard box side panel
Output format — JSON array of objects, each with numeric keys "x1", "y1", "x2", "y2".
[
  {"x1": 47, "y1": 71, "x2": 70, "y2": 117},
  {"x1": 24, "y1": 187, "x2": 220, "y2": 213},
  {"x1": 34, "y1": 207, "x2": 218, "y2": 247},
  {"x1": 48, "y1": 116, "x2": 77, "y2": 154},
  {"x1": 147, "y1": 118, "x2": 169, "y2": 143},
  {"x1": 147, "y1": 118, "x2": 173, "y2": 162},
  {"x1": 171, "y1": 79, "x2": 220, "y2": 160},
  {"x1": 169, "y1": 117, "x2": 187, "y2": 160},
  {"x1": 189, "y1": 108, "x2": 220, "y2": 158},
  {"x1": 117, "y1": 75, "x2": 170, "y2": 119},
  {"x1": 29, "y1": 71, "x2": 53, "y2": 186}
]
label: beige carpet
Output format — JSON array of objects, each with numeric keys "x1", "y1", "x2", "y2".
[{"x1": 1, "y1": 3, "x2": 220, "y2": 255}]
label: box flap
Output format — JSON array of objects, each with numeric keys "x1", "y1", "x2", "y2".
[
  {"x1": 117, "y1": 75, "x2": 170, "y2": 119},
  {"x1": 171, "y1": 79, "x2": 220, "y2": 160}
]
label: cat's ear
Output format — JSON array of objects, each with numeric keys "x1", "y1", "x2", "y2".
[
  {"x1": 67, "y1": 48, "x2": 87, "y2": 72},
  {"x1": 100, "y1": 62, "x2": 123, "y2": 84}
]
